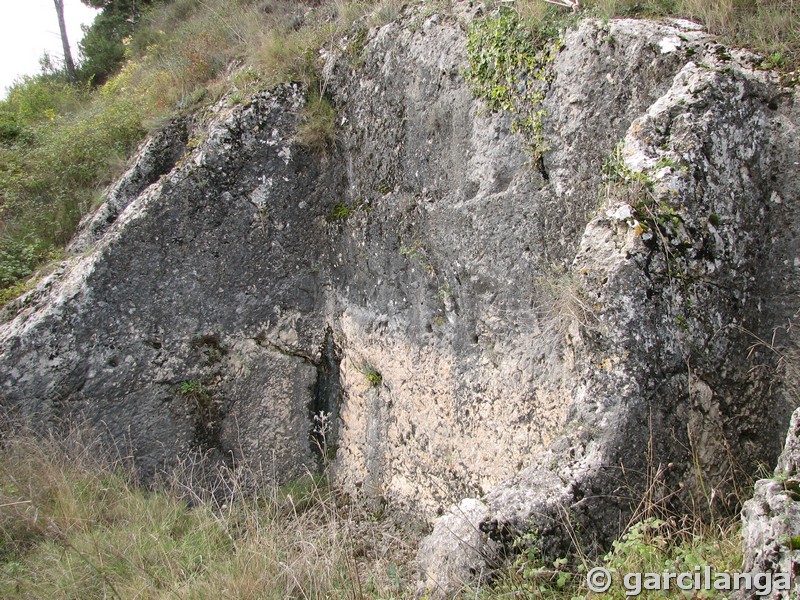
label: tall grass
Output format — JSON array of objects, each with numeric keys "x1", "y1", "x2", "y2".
[
  {"x1": 0, "y1": 425, "x2": 415, "y2": 598},
  {"x1": 0, "y1": 424, "x2": 746, "y2": 599},
  {"x1": 679, "y1": 0, "x2": 800, "y2": 68}
]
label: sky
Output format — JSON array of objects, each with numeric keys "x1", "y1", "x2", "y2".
[{"x1": 0, "y1": 0, "x2": 100, "y2": 97}]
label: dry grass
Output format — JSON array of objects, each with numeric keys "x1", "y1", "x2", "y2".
[
  {"x1": 533, "y1": 268, "x2": 603, "y2": 353},
  {"x1": 296, "y1": 91, "x2": 338, "y2": 154},
  {"x1": 0, "y1": 424, "x2": 417, "y2": 599},
  {"x1": 685, "y1": 0, "x2": 800, "y2": 69},
  {"x1": 517, "y1": 0, "x2": 800, "y2": 70}
]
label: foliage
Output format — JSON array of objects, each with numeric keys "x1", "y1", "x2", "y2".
[
  {"x1": 485, "y1": 515, "x2": 742, "y2": 599},
  {"x1": 0, "y1": 78, "x2": 145, "y2": 306},
  {"x1": 0, "y1": 0, "x2": 375, "y2": 302},
  {"x1": 463, "y1": 6, "x2": 566, "y2": 161},
  {"x1": 601, "y1": 143, "x2": 697, "y2": 286},
  {"x1": 78, "y1": 0, "x2": 155, "y2": 84},
  {"x1": 363, "y1": 365, "x2": 383, "y2": 387},
  {"x1": 78, "y1": 12, "x2": 128, "y2": 84}
]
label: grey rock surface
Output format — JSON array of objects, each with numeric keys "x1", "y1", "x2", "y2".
[
  {"x1": 415, "y1": 498, "x2": 498, "y2": 594},
  {"x1": 0, "y1": 6, "x2": 798, "y2": 596},
  {"x1": 69, "y1": 117, "x2": 192, "y2": 253},
  {"x1": 1, "y1": 87, "x2": 331, "y2": 481},
  {"x1": 736, "y1": 408, "x2": 800, "y2": 599}
]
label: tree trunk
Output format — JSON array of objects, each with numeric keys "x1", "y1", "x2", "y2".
[{"x1": 53, "y1": 0, "x2": 77, "y2": 82}]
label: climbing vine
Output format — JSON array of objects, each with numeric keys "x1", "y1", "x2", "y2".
[{"x1": 463, "y1": 7, "x2": 565, "y2": 161}]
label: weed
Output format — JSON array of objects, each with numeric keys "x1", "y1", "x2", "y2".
[
  {"x1": 601, "y1": 142, "x2": 696, "y2": 287},
  {"x1": 0, "y1": 279, "x2": 36, "y2": 311},
  {"x1": 463, "y1": 6, "x2": 565, "y2": 162},
  {"x1": 535, "y1": 268, "x2": 601, "y2": 344},
  {"x1": 376, "y1": 180, "x2": 393, "y2": 194},
  {"x1": 311, "y1": 410, "x2": 337, "y2": 466},
  {"x1": 178, "y1": 379, "x2": 210, "y2": 400},
  {"x1": 363, "y1": 365, "x2": 383, "y2": 387},
  {"x1": 400, "y1": 240, "x2": 425, "y2": 262},
  {"x1": 327, "y1": 201, "x2": 353, "y2": 221},
  {"x1": 295, "y1": 90, "x2": 337, "y2": 154},
  {"x1": 370, "y1": 0, "x2": 404, "y2": 27}
]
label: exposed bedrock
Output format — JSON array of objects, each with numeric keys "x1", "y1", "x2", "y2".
[{"x1": 0, "y1": 7, "x2": 798, "y2": 595}]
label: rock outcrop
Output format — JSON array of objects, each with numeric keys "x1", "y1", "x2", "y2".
[
  {"x1": 736, "y1": 407, "x2": 800, "y2": 599},
  {"x1": 1, "y1": 4, "x2": 798, "y2": 595}
]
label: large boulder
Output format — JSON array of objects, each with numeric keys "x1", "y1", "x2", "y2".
[{"x1": 0, "y1": 6, "x2": 798, "y2": 594}]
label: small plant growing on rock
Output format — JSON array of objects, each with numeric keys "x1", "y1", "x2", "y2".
[
  {"x1": 362, "y1": 365, "x2": 382, "y2": 387},
  {"x1": 178, "y1": 380, "x2": 210, "y2": 400},
  {"x1": 535, "y1": 268, "x2": 601, "y2": 340},
  {"x1": 327, "y1": 202, "x2": 352, "y2": 221},
  {"x1": 312, "y1": 410, "x2": 337, "y2": 466},
  {"x1": 295, "y1": 89, "x2": 336, "y2": 155}
]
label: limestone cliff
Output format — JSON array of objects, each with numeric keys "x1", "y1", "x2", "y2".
[{"x1": 1, "y1": 4, "x2": 798, "y2": 594}]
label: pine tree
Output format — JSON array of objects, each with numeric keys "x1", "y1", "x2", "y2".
[{"x1": 53, "y1": 0, "x2": 77, "y2": 82}]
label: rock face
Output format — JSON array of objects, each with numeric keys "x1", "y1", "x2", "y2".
[
  {"x1": 1, "y1": 5, "x2": 799, "y2": 595},
  {"x1": 736, "y1": 408, "x2": 800, "y2": 600}
]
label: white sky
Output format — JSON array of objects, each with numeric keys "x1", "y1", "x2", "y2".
[{"x1": 0, "y1": 0, "x2": 100, "y2": 97}]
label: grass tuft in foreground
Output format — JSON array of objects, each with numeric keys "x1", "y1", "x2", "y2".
[
  {"x1": 0, "y1": 423, "x2": 747, "y2": 599},
  {"x1": 0, "y1": 425, "x2": 416, "y2": 599}
]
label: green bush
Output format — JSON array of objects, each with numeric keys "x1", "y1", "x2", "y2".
[
  {"x1": 3, "y1": 75, "x2": 86, "y2": 125},
  {"x1": 0, "y1": 88, "x2": 145, "y2": 296}
]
